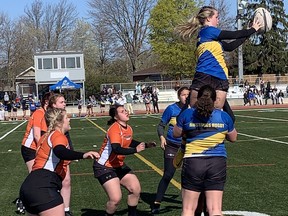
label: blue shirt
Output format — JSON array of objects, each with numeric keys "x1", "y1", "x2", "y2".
[
  {"x1": 196, "y1": 26, "x2": 228, "y2": 80},
  {"x1": 177, "y1": 108, "x2": 234, "y2": 158},
  {"x1": 161, "y1": 103, "x2": 183, "y2": 145}
]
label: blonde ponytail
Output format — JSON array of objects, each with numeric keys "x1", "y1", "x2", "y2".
[{"x1": 175, "y1": 6, "x2": 217, "y2": 40}]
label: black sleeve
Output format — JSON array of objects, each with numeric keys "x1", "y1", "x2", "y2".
[
  {"x1": 53, "y1": 145, "x2": 84, "y2": 160},
  {"x1": 221, "y1": 37, "x2": 247, "y2": 52},
  {"x1": 157, "y1": 121, "x2": 166, "y2": 137},
  {"x1": 218, "y1": 28, "x2": 256, "y2": 40},
  {"x1": 129, "y1": 139, "x2": 141, "y2": 148},
  {"x1": 111, "y1": 143, "x2": 137, "y2": 155}
]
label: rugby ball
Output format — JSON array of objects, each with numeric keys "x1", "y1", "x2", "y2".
[{"x1": 253, "y1": 7, "x2": 272, "y2": 33}]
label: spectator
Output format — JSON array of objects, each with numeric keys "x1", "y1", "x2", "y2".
[
  {"x1": 4, "y1": 92, "x2": 9, "y2": 106},
  {"x1": 77, "y1": 97, "x2": 83, "y2": 117},
  {"x1": 86, "y1": 98, "x2": 93, "y2": 117},
  {"x1": 11, "y1": 100, "x2": 18, "y2": 121},
  {"x1": 21, "y1": 96, "x2": 27, "y2": 119},
  {"x1": 243, "y1": 90, "x2": 249, "y2": 106},
  {"x1": 100, "y1": 96, "x2": 106, "y2": 113},
  {"x1": 29, "y1": 100, "x2": 37, "y2": 116},
  {"x1": 151, "y1": 91, "x2": 159, "y2": 114},
  {"x1": 271, "y1": 89, "x2": 278, "y2": 105},
  {"x1": 143, "y1": 93, "x2": 152, "y2": 114},
  {"x1": 6, "y1": 100, "x2": 12, "y2": 121},
  {"x1": 125, "y1": 93, "x2": 134, "y2": 115},
  {"x1": 278, "y1": 90, "x2": 284, "y2": 104}
]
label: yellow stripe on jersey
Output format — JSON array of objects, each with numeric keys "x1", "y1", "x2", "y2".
[
  {"x1": 184, "y1": 131, "x2": 227, "y2": 156},
  {"x1": 196, "y1": 41, "x2": 228, "y2": 78},
  {"x1": 168, "y1": 117, "x2": 177, "y2": 126}
]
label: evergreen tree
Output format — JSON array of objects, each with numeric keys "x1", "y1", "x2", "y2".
[{"x1": 243, "y1": 0, "x2": 288, "y2": 75}]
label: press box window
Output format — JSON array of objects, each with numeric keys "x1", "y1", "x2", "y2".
[
  {"x1": 66, "y1": 57, "x2": 75, "y2": 68},
  {"x1": 76, "y1": 57, "x2": 81, "y2": 68},
  {"x1": 61, "y1": 57, "x2": 65, "y2": 68},
  {"x1": 53, "y1": 58, "x2": 58, "y2": 69},
  {"x1": 43, "y1": 58, "x2": 52, "y2": 69},
  {"x1": 38, "y1": 58, "x2": 42, "y2": 69}
]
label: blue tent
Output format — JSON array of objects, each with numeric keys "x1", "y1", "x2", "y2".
[{"x1": 49, "y1": 76, "x2": 82, "y2": 91}]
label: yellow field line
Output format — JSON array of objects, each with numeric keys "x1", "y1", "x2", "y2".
[{"x1": 86, "y1": 117, "x2": 181, "y2": 190}]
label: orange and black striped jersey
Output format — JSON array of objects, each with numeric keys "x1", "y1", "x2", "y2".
[
  {"x1": 21, "y1": 108, "x2": 47, "y2": 150},
  {"x1": 32, "y1": 130, "x2": 70, "y2": 180},
  {"x1": 98, "y1": 122, "x2": 133, "y2": 168}
]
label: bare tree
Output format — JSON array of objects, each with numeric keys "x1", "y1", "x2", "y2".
[
  {"x1": 88, "y1": 0, "x2": 156, "y2": 75},
  {"x1": 209, "y1": 0, "x2": 234, "y2": 30},
  {"x1": 24, "y1": 0, "x2": 78, "y2": 51}
]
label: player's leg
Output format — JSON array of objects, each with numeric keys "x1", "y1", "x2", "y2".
[
  {"x1": 121, "y1": 173, "x2": 141, "y2": 216},
  {"x1": 182, "y1": 188, "x2": 200, "y2": 216},
  {"x1": 103, "y1": 178, "x2": 122, "y2": 215},
  {"x1": 205, "y1": 190, "x2": 223, "y2": 216},
  {"x1": 61, "y1": 166, "x2": 71, "y2": 215}
]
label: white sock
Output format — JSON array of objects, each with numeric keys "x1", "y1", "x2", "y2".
[{"x1": 65, "y1": 207, "x2": 70, "y2": 212}]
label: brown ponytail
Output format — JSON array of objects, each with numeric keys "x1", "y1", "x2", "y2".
[{"x1": 194, "y1": 85, "x2": 216, "y2": 118}]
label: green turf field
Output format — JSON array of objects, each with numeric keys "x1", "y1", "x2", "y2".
[{"x1": 1, "y1": 108, "x2": 288, "y2": 216}]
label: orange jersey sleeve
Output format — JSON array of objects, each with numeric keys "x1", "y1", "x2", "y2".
[
  {"x1": 98, "y1": 122, "x2": 133, "y2": 168},
  {"x1": 32, "y1": 130, "x2": 69, "y2": 180},
  {"x1": 33, "y1": 108, "x2": 47, "y2": 132},
  {"x1": 21, "y1": 108, "x2": 47, "y2": 150}
]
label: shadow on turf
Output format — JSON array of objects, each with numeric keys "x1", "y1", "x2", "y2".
[
  {"x1": 80, "y1": 193, "x2": 182, "y2": 215},
  {"x1": 81, "y1": 208, "x2": 150, "y2": 216}
]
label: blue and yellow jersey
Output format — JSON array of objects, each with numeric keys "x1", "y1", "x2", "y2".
[
  {"x1": 177, "y1": 108, "x2": 234, "y2": 158},
  {"x1": 196, "y1": 26, "x2": 228, "y2": 80},
  {"x1": 161, "y1": 103, "x2": 183, "y2": 145}
]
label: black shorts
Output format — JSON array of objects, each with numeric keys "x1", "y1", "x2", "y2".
[
  {"x1": 181, "y1": 156, "x2": 226, "y2": 192},
  {"x1": 21, "y1": 145, "x2": 36, "y2": 163},
  {"x1": 190, "y1": 72, "x2": 229, "y2": 92},
  {"x1": 93, "y1": 162, "x2": 132, "y2": 185},
  {"x1": 165, "y1": 140, "x2": 180, "y2": 159},
  {"x1": 19, "y1": 169, "x2": 63, "y2": 214}
]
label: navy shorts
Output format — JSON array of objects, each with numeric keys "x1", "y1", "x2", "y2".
[
  {"x1": 93, "y1": 161, "x2": 132, "y2": 185},
  {"x1": 21, "y1": 145, "x2": 36, "y2": 163},
  {"x1": 19, "y1": 169, "x2": 63, "y2": 214},
  {"x1": 164, "y1": 140, "x2": 180, "y2": 159},
  {"x1": 190, "y1": 72, "x2": 229, "y2": 92},
  {"x1": 181, "y1": 156, "x2": 227, "y2": 192}
]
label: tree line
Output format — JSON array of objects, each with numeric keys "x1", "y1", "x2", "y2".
[{"x1": 0, "y1": 0, "x2": 287, "y2": 96}]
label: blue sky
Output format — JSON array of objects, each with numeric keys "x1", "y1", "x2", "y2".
[{"x1": 1, "y1": 0, "x2": 288, "y2": 20}]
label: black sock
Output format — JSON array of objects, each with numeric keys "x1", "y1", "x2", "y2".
[{"x1": 128, "y1": 205, "x2": 137, "y2": 216}]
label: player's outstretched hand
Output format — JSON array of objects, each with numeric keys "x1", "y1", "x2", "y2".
[
  {"x1": 83, "y1": 151, "x2": 100, "y2": 159},
  {"x1": 145, "y1": 141, "x2": 157, "y2": 148}
]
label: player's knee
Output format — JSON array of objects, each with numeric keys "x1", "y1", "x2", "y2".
[
  {"x1": 128, "y1": 184, "x2": 141, "y2": 197},
  {"x1": 109, "y1": 194, "x2": 122, "y2": 206}
]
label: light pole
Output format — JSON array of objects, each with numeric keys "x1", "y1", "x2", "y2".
[{"x1": 237, "y1": 0, "x2": 248, "y2": 82}]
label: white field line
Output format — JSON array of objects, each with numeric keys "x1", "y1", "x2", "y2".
[
  {"x1": 150, "y1": 114, "x2": 288, "y2": 145},
  {"x1": 238, "y1": 132, "x2": 288, "y2": 145},
  {"x1": 235, "y1": 114, "x2": 288, "y2": 122},
  {"x1": 0, "y1": 120, "x2": 27, "y2": 141}
]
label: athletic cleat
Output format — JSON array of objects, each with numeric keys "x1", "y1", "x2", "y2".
[
  {"x1": 173, "y1": 148, "x2": 184, "y2": 168},
  {"x1": 65, "y1": 211, "x2": 73, "y2": 216},
  {"x1": 151, "y1": 202, "x2": 160, "y2": 214},
  {"x1": 15, "y1": 198, "x2": 25, "y2": 214}
]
